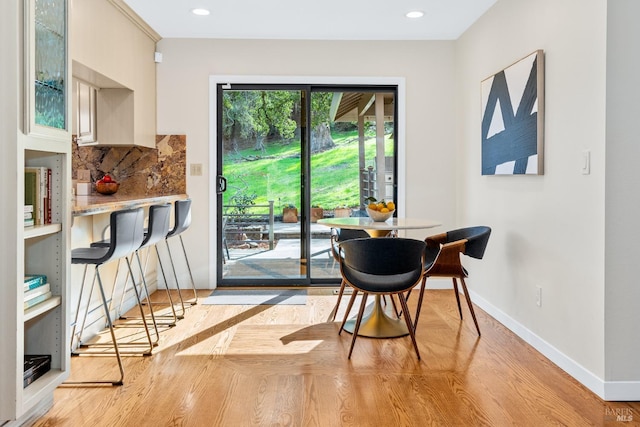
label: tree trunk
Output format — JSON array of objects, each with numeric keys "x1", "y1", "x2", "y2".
[
  {"x1": 254, "y1": 134, "x2": 266, "y2": 153},
  {"x1": 310, "y1": 123, "x2": 334, "y2": 153}
]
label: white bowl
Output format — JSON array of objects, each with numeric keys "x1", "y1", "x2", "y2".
[{"x1": 366, "y1": 207, "x2": 395, "y2": 222}]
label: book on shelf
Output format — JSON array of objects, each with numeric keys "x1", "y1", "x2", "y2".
[
  {"x1": 24, "y1": 291, "x2": 52, "y2": 309},
  {"x1": 24, "y1": 218, "x2": 35, "y2": 227},
  {"x1": 24, "y1": 211, "x2": 33, "y2": 220},
  {"x1": 23, "y1": 355, "x2": 51, "y2": 388},
  {"x1": 24, "y1": 274, "x2": 47, "y2": 291},
  {"x1": 46, "y1": 167, "x2": 52, "y2": 223},
  {"x1": 24, "y1": 169, "x2": 39, "y2": 224},
  {"x1": 24, "y1": 166, "x2": 51, "y2": 225},
  {"x1": 24, "y1": 204, "x2": 33, "y2": 213},
  {"x1": 24, "y1": 283, "x2": 51, "y2": 301}
]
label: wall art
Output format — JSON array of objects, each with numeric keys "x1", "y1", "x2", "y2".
[{"x1": 481, "y1": 50, "x2": 544, "y2": 175}]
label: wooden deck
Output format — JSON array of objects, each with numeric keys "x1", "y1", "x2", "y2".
[{"x1": 224, "y1": 222, "x2": 336, "y2": 280}]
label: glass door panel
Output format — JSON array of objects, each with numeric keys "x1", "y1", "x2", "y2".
[
  {"x1": 219, "y1": 88, "x2": 304, "y2": 283},
  {"x1": 308, "y1": 89, "x2": 397, "y2": 281},
  {"x1": 216, "y1": 84, "x2": 397, "y2": 286}
]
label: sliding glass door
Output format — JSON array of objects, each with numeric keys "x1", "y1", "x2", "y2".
[{"x1": 216, "y1": 84, "x2": 397, "y2": 287}]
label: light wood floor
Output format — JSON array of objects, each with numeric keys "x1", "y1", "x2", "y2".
[{"x1": 33, "y1": 289, "x2": 638, "y2": 427}]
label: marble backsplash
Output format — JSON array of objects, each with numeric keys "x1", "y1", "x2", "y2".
[{"x1": 72, "y1": 135, "x2": 187, "y2": 196}]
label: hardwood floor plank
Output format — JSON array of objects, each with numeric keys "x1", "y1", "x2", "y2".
[{"x1": 33, "y1": 289, "x2": 640, "y2": 426}]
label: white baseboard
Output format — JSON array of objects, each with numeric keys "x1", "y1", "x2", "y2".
[
  {"x1": 469, "y1": 290, "x2": 640, "y2": 401},
  {"x1": 604, "y1": 382, "x2": 640, "y2": 401}
]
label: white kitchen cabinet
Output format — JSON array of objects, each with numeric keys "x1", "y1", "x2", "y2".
[
  {"x1": 74, "y1": 79, "x2": 97, "y2": 144},
  {"x1": 70, "y1": 0, "x2": 159, "y2": 148}
]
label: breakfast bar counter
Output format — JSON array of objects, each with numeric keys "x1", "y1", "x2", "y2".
[{"x1": 73, "y1": 193, "x2": 189, "y2": 217}]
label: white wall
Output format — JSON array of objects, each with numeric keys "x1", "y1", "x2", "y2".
[
  {"x1": 457, "y1": 0, "x2": 609, "y2": 390},
  {"x1": 155, "y1": 39, "x2": 458, "y2": 287},
  {"x1": 604, "y1": 0, "x2": 640, "y2": 385}
]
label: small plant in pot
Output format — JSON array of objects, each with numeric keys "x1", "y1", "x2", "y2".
[
  {"x1": 311, "y1": 205, "x2": 324, "y2": 223},
  {"x1": 334, "y1": 205, "x2": 351, "y2": 218},
  {"x1": 282, "y1": 204, "x2": 298, "y2": 223}
]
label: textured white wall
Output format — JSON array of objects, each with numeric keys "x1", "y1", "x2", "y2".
[
  {"x1": 456, "y1": 0, "x2": 607, "y2": 380},
  {"x1": 155, "y1": 39, "x2": 458, "y2": 288}
]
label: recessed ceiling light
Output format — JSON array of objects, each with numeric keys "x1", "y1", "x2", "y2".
[
  {"x1": 406, "y1": 11, "x2": 424, "y2": 19},
  {"x1": 191, "y1": 8, "x2": 210, "y2": 16}
]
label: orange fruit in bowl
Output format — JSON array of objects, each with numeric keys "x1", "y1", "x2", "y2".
[
  {"x1": 386, "y1": 201, "x2": 395, "y2": 211},
  {"x1": 380, "y1": 208, "x2": 389, "y2": 213},
  {"x1": 368, "y1": 203, "x2": 378, "y2": 210}
]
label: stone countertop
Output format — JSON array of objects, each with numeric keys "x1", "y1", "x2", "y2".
[{"x1": 72, "y1": 193, "x2": 188, "y2": 217}]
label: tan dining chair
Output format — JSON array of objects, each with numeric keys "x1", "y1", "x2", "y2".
[{"x1": 412, "y1": 226, "x2": 491, "y2": 336}]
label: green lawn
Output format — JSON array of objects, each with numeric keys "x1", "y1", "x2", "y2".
[{"x1": 223, "y1": 130, "x2": 394, "y2": 212}]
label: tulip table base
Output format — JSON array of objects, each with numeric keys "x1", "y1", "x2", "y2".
[{"x1": 342, "y1": 295, "x2": 409, "y2": 338}]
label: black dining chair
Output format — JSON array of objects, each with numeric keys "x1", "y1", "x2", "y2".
[
  {"x1": 329, "y1": 228, "x2": 370, "y2": 321},
  {"x1": 338, "y1": 237, "x2": 426, "y2": 359},
  {"x1": 412, "y1": 226, "x2": 491, "y2": 336}
]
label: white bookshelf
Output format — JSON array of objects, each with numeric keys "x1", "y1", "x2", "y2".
[{"x1": 1, "y1": 0, "x2": 71, "y2": 424}]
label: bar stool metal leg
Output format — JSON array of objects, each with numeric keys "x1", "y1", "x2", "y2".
[
  {"x1": 65, "y1": 265, "x2": 125, "y2": 386},
  {"x1": 74, "y1": 256, "x2": 158, "y2": 355},
  {"x1": 164, "y1": 240, "x2": 188, "y2": 319},
  {"x1": 121, "y1": 243, "x2": 180, "y2": 326},
  {"x1": 166, "y1": 236, "x2": 198, "y2": 312},
  {"x1": 70, "y1": 265, "x2": 91, "y2": 351}
]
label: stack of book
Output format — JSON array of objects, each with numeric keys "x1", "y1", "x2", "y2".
[
  {"x1": 24, "y1": 274, "x2": 52, "y2": 310},
  {"x1": 24, "y1": 204, "x2": 34, "y2": 227},
  {"x1": 24, "y1": 166, "x2": 52, "y2": 226},
  {"x1": 23, "y1": 354, "x2": 51, "y2": 388}
]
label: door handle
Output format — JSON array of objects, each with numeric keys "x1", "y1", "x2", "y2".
[{"x1": 217, "y1": 175, "x2": 227, "y2": 194}]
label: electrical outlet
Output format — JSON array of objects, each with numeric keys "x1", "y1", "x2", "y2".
[
  {"x1": 536, "y1": 286, "x2": 542, "y2": 307},
  {"x1": 190, "y1": 163, "x2": 203, "y2": 176}
]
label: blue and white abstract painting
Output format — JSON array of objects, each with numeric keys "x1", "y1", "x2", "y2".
[{"x1": 481, "y1": 50, "x2": 544, "y2": 175}]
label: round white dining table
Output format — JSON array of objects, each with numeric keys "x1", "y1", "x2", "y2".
[
  {"x1": 317, "y1": 216, "x2": 441, "y2": 338},
  {"x1": 318, "y1": 217, "x2": 441, "y2": 237}
]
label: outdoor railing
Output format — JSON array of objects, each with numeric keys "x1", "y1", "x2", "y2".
[{"x1": 223, "y1": 201, "x2": 275, "y2": 250}]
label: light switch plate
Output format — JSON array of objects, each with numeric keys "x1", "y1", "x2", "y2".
[
  {"x1": 581, "y1": 150, "x2": 590, "y2": 175},
  {"x1": 190, "y1": 163, "x2": 203, "y2": 176},
  {"x1": 77, "y1": 169, "x2": 91, "y2": 182}
]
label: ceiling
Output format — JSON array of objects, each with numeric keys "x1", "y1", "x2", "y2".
[{"x1": 122, "y1": 0, "x2": 497, "y2": 41}]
